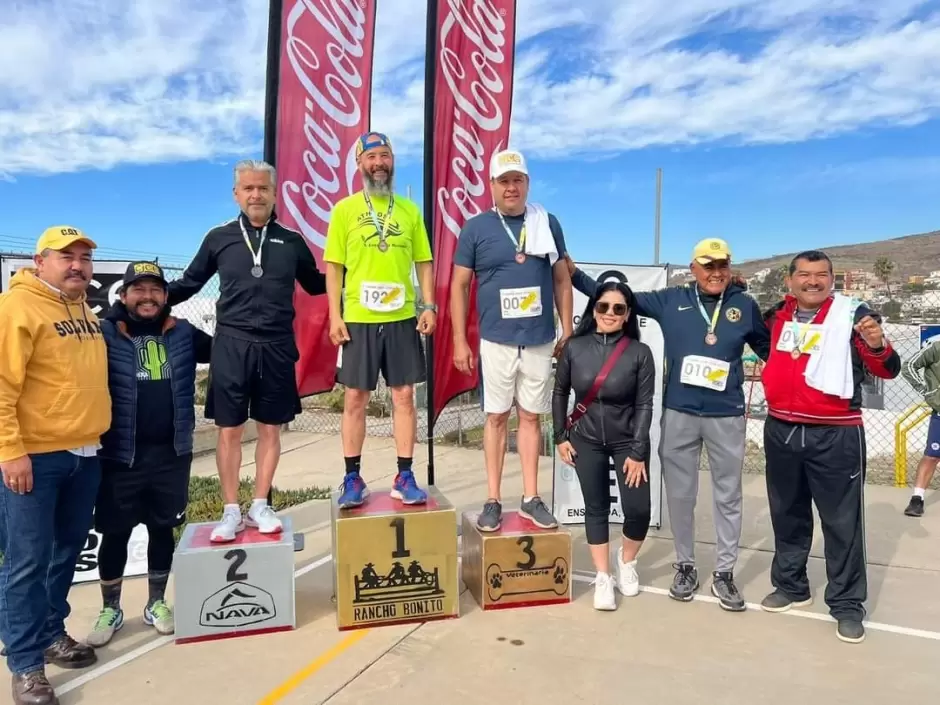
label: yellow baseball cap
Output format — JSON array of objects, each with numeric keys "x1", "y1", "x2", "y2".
[
  {"x1": 692, "y1": 237, "x2": 731, "y2": 264},
  {"x1": 35, "y1": 225, "x2": 97, "y2": 255}
]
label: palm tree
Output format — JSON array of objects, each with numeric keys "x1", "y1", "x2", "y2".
[{"x1": 873, "y1": 256, "x2": 895, "y2": 297}]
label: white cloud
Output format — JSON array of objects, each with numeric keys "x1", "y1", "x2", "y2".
[{"x1": 2, "y1": 0, "x2": 940, "y2": 176}]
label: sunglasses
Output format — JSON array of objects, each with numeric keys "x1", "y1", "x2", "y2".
[{"x1": 595, "y1": 301, "x2": 627, "y2": 316}]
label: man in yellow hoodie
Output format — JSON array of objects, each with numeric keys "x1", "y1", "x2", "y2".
[{"x1": 0, "y1": 226, "x2": 111, "y2": 705}]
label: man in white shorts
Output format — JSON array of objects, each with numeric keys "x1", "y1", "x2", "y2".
[{"x1": 450, "y1": 148, "x2": 573, "y2": 531}]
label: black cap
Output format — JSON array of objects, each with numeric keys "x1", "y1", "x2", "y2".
[{"x1": 123, "y1": 261, "x2": 167, "y2": 288}]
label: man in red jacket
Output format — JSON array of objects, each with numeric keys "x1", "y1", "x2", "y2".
[{"x1": 759, "y1": 250, "x2": 900, "y2": 644}]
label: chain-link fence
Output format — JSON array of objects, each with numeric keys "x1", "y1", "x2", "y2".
[{"x1": 163, "y1": 263, "x2": 934, "y2": 489}]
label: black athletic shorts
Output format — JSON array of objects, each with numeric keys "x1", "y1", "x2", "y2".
[
  {"x1": 95, "y1": 444, "x2": 192, "y2": 535},
  {"x1": 335, "y1": 317, "x2": 427, "y2": 391},
  {"x1": 205, "y1": 331, "x2": 302, "y2": 427}
]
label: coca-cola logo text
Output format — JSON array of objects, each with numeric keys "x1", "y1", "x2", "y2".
[
  {"x1": 279, "y1": 0, "x2": 372, "y2": 251},
  {"x1": 436, "y1": 0, "x2": 511, "y2": 239}
]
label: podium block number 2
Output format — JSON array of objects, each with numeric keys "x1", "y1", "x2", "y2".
[{"x1": 225, "y1": 549, "x2": 249, "y2": 581}]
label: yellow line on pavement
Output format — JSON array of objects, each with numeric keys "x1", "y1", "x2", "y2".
[{"x1": 257, "y1": 629, "x2": 370, "y2": 704}]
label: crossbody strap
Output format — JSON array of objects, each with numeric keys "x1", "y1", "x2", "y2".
[{"x1": 566, "y1": 336, "x2": 630, "y2": 429}]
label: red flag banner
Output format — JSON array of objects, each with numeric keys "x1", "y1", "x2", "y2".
[
  {"x1": 273, "y1": 0, "x2": 378, "y2": 396},
  {"x1": 430, "y1": 0, "x2": 518, "y2": 427}
]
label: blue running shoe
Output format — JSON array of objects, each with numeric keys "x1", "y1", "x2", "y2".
[
  {"x1": 338, "y1": 472, "x2": 369, "y2": 508},
  {"x1": 390, "y1": 469, "x2": 427, "y2": 505}
]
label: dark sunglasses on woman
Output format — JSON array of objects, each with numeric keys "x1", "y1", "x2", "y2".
[{"x1": 595, "y1": 301, "x2": 627, "y2": 316}]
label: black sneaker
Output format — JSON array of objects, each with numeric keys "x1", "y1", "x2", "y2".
[
  {"x1": 711, "y1": 571, "x2": 746, "y2": 612},
  {"x1": 904, "y1": 496, "x2": 925, "y2": 517},
  {"x1": 477, "y1": 499, "x2": 502, "y2": 532},
  {"x1": 519, "y1": 496, "x2": 558, "y2": 529},
  {"x1": 669, "y1": 563, "x2": 699, "y2": 602},
  {"x1": 836, "y1": 619, "x2": 865, "y2": 644},
  {"x1": 760, "y1": 589, "x2": 813, "y2": 613}
]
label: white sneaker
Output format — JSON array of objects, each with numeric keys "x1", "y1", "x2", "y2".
[
  {"x1": 616, "y1": 552, "x2": 640, "y2": 597},
  {"x1": 593, "y1": 572, "x2": 617, "y2": 611},
  {"x1": 210, "y1": 509, "x2": 244, "y2": 543},
  {"x1": 246, "y1": 503, "x2": 283, "y2": 534}
]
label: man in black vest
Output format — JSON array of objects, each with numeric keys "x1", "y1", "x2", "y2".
[{"x1": 86, "y1": 261, "x2": 211, "y2": 647}]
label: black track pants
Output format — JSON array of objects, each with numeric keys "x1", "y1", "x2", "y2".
[{"x1": 764, "y1": 416, "x2": 867, "y2": 621}]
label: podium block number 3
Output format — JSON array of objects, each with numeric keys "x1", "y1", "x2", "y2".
[
  {"x1": 516, "y1": 537, "x2": 536, "y2": 570},
  {"x1": 225, "y1": 549, "x2": 249, "y2": 582}
]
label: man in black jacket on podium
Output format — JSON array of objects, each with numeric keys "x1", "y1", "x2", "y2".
[{"x1": 168, "y1": 159, "x2": 327, "y2": 543}]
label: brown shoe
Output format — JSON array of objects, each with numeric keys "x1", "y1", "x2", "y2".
[
  {"x1": 43, "y1": 634, "x2": 96, "y2": 670},
  {"x1": 11, "y1": 669, "x2": 59, "y2": 705}
]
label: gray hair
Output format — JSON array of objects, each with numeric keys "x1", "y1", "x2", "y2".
[{"x1": 234, "y1": 159, "x2": 276, "y2": 187}]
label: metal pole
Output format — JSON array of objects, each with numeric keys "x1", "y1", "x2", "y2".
[{"x1": 654, "y1": 168, "x2": 662, "y2": 265}]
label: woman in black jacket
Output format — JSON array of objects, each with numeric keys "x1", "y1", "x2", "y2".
[{"x1": 552, "y1": 280, "x2": 656, "y2": 611}]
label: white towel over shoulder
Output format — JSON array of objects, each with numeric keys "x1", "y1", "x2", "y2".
[
  {"x1": 523, "y1": 202, "x2": 559, "y2": 265},
  {"x1": 804, "y1": 294, "x2": 863, "y2": 400}
]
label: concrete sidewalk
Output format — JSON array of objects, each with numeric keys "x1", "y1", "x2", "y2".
[{"x1": 5, "y1": 431, "x2": 939, "y2": 704}]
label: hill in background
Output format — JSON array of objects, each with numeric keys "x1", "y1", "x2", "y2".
[{"x1": 732, "y1": 229, "x2": 940, "y2": 279}]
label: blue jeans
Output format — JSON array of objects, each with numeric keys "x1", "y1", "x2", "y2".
[{"x1": 0, "y1": 451, "x2": 101, "y2": 675}]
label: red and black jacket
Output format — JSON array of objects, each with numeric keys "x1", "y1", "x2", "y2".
[{"x1": 761, "y1": 295, "x2": 900, "y2": 426}]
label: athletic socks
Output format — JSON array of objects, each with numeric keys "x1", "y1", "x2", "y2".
[
  {"x1": 914, "y1": 487, "x2": 926, "y2": 499},
  {"x1": 100, "y1": 579, "x2": 123, "y2": 610},
  {"x1": 397, "y1": 457, "x2": 413, "y2": 473},
  {"x1": 344, "y1": 455, "x2": 362, "y2": 475},
  {"x1": 147, "y1": 570, "x2": 171, "y2": 608}
]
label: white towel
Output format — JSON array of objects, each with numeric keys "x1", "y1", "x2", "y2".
[
  {"x1": 804, "y1": 294, "x2": 862, "y2": 400},
  {"x1": 523, "y1": 202, "x2": 559, "y2": 265}
]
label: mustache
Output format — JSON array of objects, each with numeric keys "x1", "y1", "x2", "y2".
[{"x1": 65, "y1": 272, "x2": 86, "y2": 280}]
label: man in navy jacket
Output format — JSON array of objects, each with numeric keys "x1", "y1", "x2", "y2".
[
  {"x1": 86, "y1": 261, "x2": 211, "y2": 647},
  {"x1": 567, "y1": 238, "x2": 770, "y2": 611}
]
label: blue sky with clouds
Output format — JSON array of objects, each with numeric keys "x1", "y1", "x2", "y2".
[{"x1": 1, "y1": 0, "x2": 939, "y2": 271}]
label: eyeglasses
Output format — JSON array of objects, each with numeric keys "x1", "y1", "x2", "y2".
[{"x1": 595, "y1": 301, "x2": 627, "y2": 316}]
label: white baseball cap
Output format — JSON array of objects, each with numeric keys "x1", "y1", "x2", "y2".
[{"x1": 490, "y1": 149, "x2": 528, "y2": 180}]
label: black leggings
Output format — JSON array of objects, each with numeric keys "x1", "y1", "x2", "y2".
[
  {"x1": 570, "y1": 434, "x2": 652, "y2": 545},
  {"x1": 97, "y1": 526, "x2": 175, "y2": 581}
]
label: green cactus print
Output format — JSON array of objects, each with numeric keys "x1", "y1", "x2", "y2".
[{"x1": 136, "y1": 336, "x2": 170, "y2": 381}]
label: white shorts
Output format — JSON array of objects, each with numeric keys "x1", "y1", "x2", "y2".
[{"x1": 479, "y1": 339, "x2": 554, "y2": 415}]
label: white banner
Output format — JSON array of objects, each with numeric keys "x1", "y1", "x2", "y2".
[
  {"x1": 551, "y1": 263, "x2": 667, "y2": 529},
  {"x1": 73, "y1": 525, "x2": 151, "y2": 584}
]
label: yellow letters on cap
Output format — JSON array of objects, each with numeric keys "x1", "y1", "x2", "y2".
[
  {"x1": 133, "y1": 263, "x2": 160, "y2": 276},
  {"x1": 498, "y1": 153, "x2": 522, "y2": 166}
]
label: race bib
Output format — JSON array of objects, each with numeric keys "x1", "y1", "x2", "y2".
[
  {"x1": 500, "y1": 286, "x2": 543, "y2": 319},
  {"x1": 360, "y1": 282, "x2": 406, "y2": 312},
  {"x1": 680, "y1": 355, "x2": 731, "y2": 392},
  {"x1": 776, "y1": 324, "x2": 825, "y2": 356}
]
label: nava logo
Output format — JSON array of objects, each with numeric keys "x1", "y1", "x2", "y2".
[{"x1": 198, "y1": 581, "x2": 276, "y2": 628}]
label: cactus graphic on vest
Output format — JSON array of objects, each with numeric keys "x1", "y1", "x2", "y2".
[{"x1": 136, "y1": 336, "x2": 171, "y2": 381}]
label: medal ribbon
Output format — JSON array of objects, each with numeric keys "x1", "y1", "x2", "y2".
[
  {"x1": 239, "y1": 216, "x2": 267, "y2": 270},
  {"x1": 695, "y1": 286, "x2": 724, "y2": 336},
  {"x1": 494, "y1": 208, "x2": 527, "y2": 253},
  {"x1": 363, "y1": 191, "x2": 395, "y2": 248},
  {"x1": 789, "y1": 309, "x2": 821, "y2": 353}
]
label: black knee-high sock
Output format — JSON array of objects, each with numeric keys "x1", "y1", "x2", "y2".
[
  {"x1": 146, "y1": 526, "x2": 175, "y2": 607},
  {"x1": 98, "y1": 530, "x2": 132, "y2": 609}
]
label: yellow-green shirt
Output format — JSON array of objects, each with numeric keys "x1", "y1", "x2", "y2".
[{"x1": 324, "y1": 191, "x2": 433, "y2": 324}]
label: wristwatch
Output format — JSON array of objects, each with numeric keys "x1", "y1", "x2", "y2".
[{"x1": 419, "y1": 303, "x2": 438, "y2": 313}]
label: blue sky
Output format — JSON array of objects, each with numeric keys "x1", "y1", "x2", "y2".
[{"x1": 1, "y1": 0, "x2": 939, "y2": 271}]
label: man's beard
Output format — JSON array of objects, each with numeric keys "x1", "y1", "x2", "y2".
[{"x1": 363, "y1": 167, "x2": 394, "y2": 197}]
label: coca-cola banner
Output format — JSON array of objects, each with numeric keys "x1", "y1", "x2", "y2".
[
  {"x1": 431, "y1": 0, "x2": 518, "y2": 424},
  {"x1": 274, "y1": 0, "x2": 378, "y2": 396}
]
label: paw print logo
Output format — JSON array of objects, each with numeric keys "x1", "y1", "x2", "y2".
[
  {"x1": 489, "y1": 572, "x2": 502, "y2": 589},
  {"x1": 553, "y1": 564, "x2": 567, "y2": 585}
]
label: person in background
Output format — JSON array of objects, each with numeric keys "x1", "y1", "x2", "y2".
[
  {"x1": 325, "y1": 132, "x2": 436, "y2": 508},
  {"x1": 86, "y1": 262, "x2": 212, "y2": 647},
  {"x1": 451, "y1": 148, "x2": 574, "y2": 533},
  {"x1": 168, "y1": 159, "x2": 327, "y2": 543},
  {"x1": 566, "y1": 238, "x2": 770, "y2": 612},
  {"x1": 552, "y1": 281, "x2": 656, "y2": 611},
  {"x1": 900, "y1": 338, "x2": 940, "y2": 517},
  {"x1": 760, "y1": 250, "x2": 900, "y2": 644},
  {"x1": 0, "y1": 227, "x2": 111, "y2": 705}
]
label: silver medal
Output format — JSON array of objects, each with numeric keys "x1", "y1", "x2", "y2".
[{"x1": 251, "y1": 265, "x2": 264, "y2": 278}]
